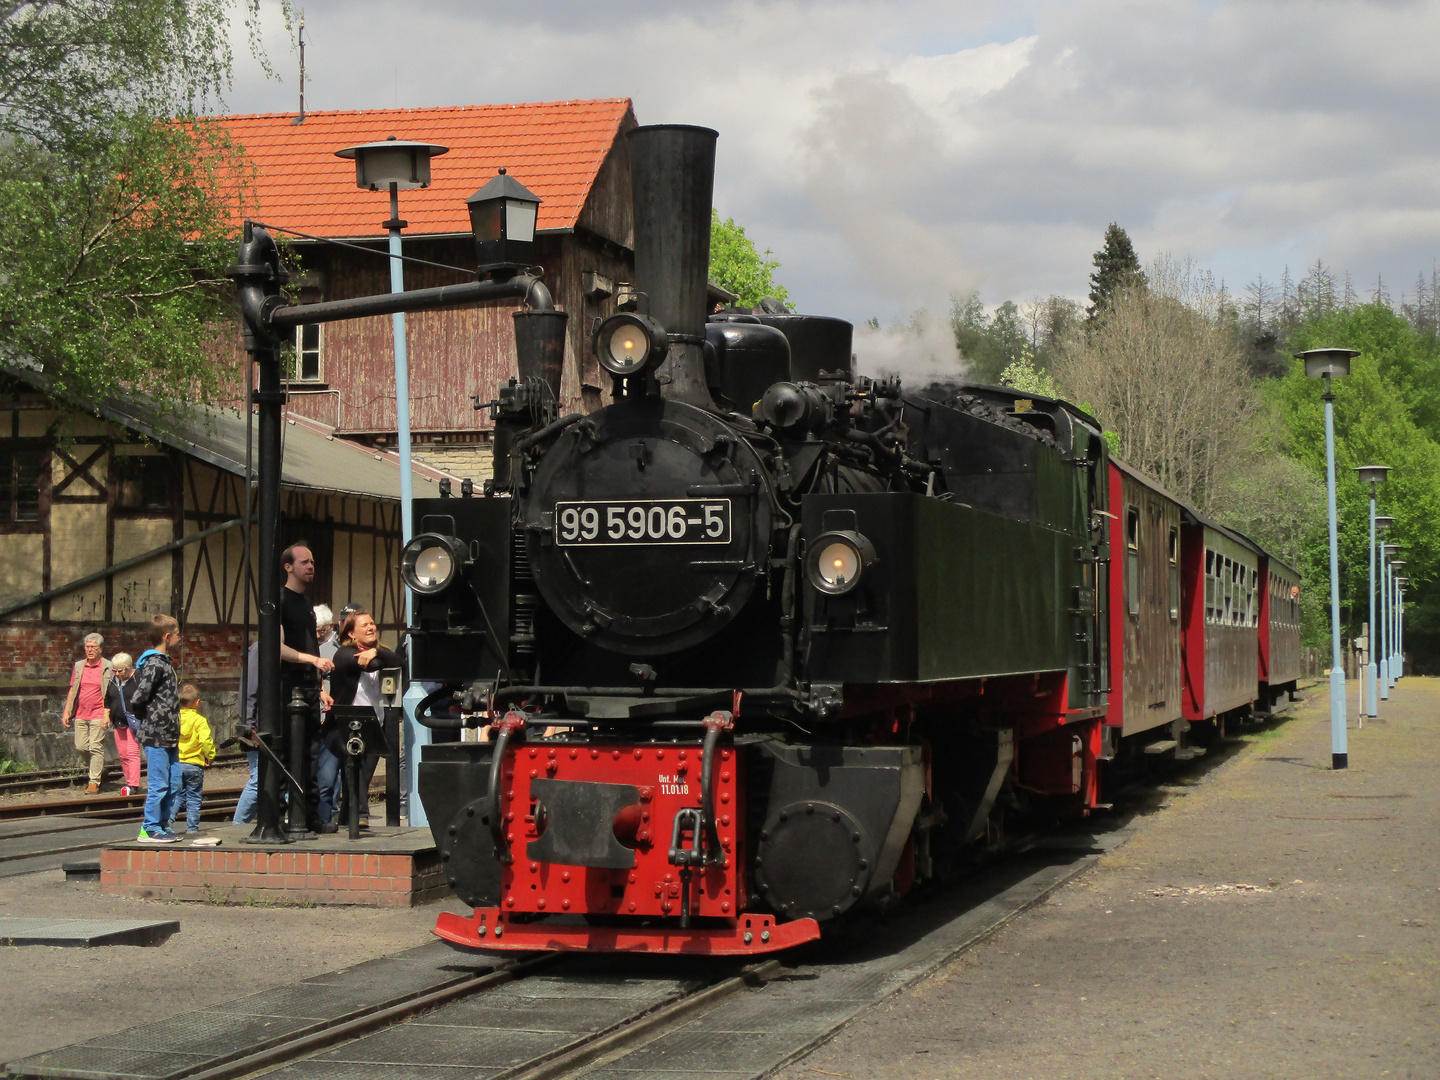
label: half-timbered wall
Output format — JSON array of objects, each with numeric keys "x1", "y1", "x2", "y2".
[{"x1": 0, "y1": 393, "x2": 407, "y2": 695}]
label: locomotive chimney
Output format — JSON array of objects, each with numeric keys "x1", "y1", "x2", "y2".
[
  {"x1": 626, "y1": 124, "x2": 718, "y2": 408},
  {"x1": 512, "y1": 308, "x2": 568, "y2": 406}
]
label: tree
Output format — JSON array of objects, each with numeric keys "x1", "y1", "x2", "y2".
[
  {"x1": 950, "y1": 292, "x2": 1029, "y2": 383},
  {"x1": 709, "y1": 210, "x2": 791, "y2": 309},
  {"x1": 998, "y1": 355, "x2": 1055, "y2": 397},
  {"x1": 0, "y1": 2, "x2": 278, "y2": 412},
  {"x1": 1056, "y1": 256, "x2": 1251, "y2": 508},
  {"x1": 1086, "y1": 223, "x2": 1145, "y2": 320}
]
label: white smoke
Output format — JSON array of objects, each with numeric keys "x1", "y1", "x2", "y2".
[{"x1": 852, "y1": 310, "x2": 967, "y2": 387}]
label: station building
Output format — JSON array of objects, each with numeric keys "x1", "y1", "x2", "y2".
[{"x1": 0, "y1": 98, "x2": 639, "y2": 769}]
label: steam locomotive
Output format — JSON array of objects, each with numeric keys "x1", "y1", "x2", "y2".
[{"x1": 409, "y1": 124, "x2": 1300, "y2": 956}]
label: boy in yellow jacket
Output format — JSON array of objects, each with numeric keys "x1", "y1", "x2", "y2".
[{"x1": 173, "y1": 684, "x2": 215, "y2": 835}]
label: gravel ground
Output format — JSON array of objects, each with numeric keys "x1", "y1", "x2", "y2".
[
  {"x1": 0, "y1": 825, "x2": 468, "y2": 1066},
  {"x1": 778, "y1": 678, "x2": 1440, "y2": 1080}
]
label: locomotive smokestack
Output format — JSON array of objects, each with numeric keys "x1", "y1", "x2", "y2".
[
  {"x1": 512, "y1": 308, "x2": 568, "y2": 406},
  {"x1": 627, "y1": 124, "x2": 718, "y2": 408}
]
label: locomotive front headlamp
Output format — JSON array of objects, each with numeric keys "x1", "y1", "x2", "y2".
[
  {"x1": 594, "y1": 312, "x2": 668, "y2": 377},
  {"x1": 806, "y1": 530, "x2": 877, "y2": 596},
  {"x1": 401, "y1": 533, "x2": 468, "y2": 595}
]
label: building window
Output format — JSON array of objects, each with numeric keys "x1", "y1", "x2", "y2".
[
  {"x1": 0, "y1": 449, "x2": 42, "y2": 522},
  {"x1": 292, "y1": 323, "x2": 323, "y2": 382},
  {"x1": 114, "y1": 455, "x2": 173, "y2": 511}
]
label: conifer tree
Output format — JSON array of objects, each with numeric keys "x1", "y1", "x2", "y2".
[{"x1": 1086, "y1": 223, "x2": 1145, "y2": 320}]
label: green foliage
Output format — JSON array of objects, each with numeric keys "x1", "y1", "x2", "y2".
[
  {"x1": 709, "y1": 210, "x2": 791, "y2": 309},
  {"x1": 0, "y1": 2, "x2": 281, "y2": 413},
  {"x1": 1270, "y1": 345, "x2": 1440, "y2": 650},
  {"x1": 950, "y1": 293, "x2": 1029, "y2": 383},
  {"x1": 1087, "y1": 223, "x2": 1145, "y2": 320},
  {"x1": 999, "y1": 355, "x2": 1056, "y2": 397}
]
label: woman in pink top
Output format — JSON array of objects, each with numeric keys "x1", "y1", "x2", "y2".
[{"x1": 61, "y1": 633, "x2": 114, "y2": 794}]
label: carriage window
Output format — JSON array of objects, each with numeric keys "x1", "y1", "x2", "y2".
[
  {"x1": 1168, "y1": 527, "x2": 1180, "y2": 621},
  {"x1": 1223, "y1": 558, "x2": 1234, "y2": 623},
  {"x1": 1125, "y1": 507, "x2": 1140, "y2": 617},
  {"x1": 1204, "y1": 550, "x2": 1215, "y2": 623}
]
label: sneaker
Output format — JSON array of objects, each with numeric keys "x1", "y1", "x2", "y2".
[
  {"x1": 316, "y1": 822, "x2": 339, "y2": 834},
  {"x1": 185, "y1": 829, "x2": 200, "y2": 835},
  {"x1": 85, "y1": 782, "x2": 100, "y2": 795},
  {"x1": 137, "y1": 828, "x2": 181, "y2": 844}
]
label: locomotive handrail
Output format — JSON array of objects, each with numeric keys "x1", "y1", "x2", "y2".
[{"x1": 488, "y1": 683, "x2": 804, "y2": 708}]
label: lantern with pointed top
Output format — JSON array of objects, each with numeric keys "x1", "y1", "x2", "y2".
[{"x1": 467, "y1": 167, "x2": 541, "y2": 277}]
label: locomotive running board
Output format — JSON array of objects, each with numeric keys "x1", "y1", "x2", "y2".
[{"x1": 434, "y1": 909, "x2": 821, "y2": 956}]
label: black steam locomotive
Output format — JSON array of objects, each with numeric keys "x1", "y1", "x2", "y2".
[{"x1": 411, "y1": 125, "x2": 1113, "y2": 955}]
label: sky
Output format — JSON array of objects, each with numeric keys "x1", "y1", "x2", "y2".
[{"x1": 226, "y1": 0, "x2": 1440, "y2": 332}]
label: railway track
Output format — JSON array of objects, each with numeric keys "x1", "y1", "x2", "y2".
[
  {"x1": 3, "y1": 699, "x2": 1313, "y2": 1080},
  {"x1": 0, "y1": 753, "x2": 245, "y2": 797},
  {"x1": 4, "y1": 827, "x2": 1105, "y2": 1080}
]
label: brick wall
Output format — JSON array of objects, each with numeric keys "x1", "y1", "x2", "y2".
[
  {"x1": 0, "y1": 622, "x2": 246, "y2": 685},
  {"x1": 99, "y1": 845, "x2": 448, "y2": 907},
  {"x1": 410, "y1": 442, "x2": 493, "y2": 486},
  {"x1": 0, "y1": 621, "x2": 246, "y2": 768}
]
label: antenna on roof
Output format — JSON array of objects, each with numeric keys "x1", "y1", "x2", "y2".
[{"x1": 291, "y1": 12, "x2": 306, "y2": 125}]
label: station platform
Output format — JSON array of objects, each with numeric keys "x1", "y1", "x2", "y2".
[
  {"x1": 779, "y1": 676, "x2": 1440, "y2": 1080},
  {"x1": 99, "y1": 824, "x2": 445, "y2": 907}
]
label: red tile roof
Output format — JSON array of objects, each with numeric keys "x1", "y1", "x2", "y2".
[{"x1": 215, "y1": 99, "x2": 634, "y2": 237}]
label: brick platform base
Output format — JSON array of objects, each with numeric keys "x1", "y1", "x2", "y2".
[{"x1": 99, "y1": 825, "x2": 448, "y2": 907}]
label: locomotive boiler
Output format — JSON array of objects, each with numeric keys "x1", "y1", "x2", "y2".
[{"x1": 410, "y1": 124, "x2": 1114, "y2": 955}]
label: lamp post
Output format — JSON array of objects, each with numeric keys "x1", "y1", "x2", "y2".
[
  {"x1": 336, "y1": 137, "x2": 448, "y2": 827},
  {"x1": 1375, "y1": 518, "x2": 1393, "y2": 699},
  {"x1": 1389, "y1": 559, "x2": 1405, "y2": 684},
  {"x1": 1382, "y1": 542, "x2": 1398, "y2": 694},
  {"x1": 1300, "y1": 348, "x2": 1358, "y2": 769},
  {"x1": 335, "y1": 137, "x2": 449, "y2": 545},
  {"x1": 1395, "y1": 576, "x2": 1407, "y2": 680},
  {"x1": 1354, "y1": 466, "x2": 1390, "y2": 718}
]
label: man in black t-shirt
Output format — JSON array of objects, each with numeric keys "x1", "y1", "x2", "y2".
[{"x1": 278, "y1": 542, "x2": 334, "y2": 830}]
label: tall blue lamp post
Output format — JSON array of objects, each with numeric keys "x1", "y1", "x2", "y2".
[
  {"x1": 1382, "y1": 541, "x2": 1398, "y2": 694},
  {"x1": 336, "y1": 137, "x2": 449, "y2": 826},
  {"x1": 1389, "y1": 559, "x2": 1405, "y2": 683},
  {"x1": 1300, "y1": 348, "x2": 1358, "y2": 770},
  {"x1": 1395, "y1": 576, "x2": 1407, "y2": 679},
  {"x1": 1354, "y1": 465, "x2": 1390, "y2": 718},
  {"x1": 1375, "y1": 518, "x2": 1393, "y2": 699}
]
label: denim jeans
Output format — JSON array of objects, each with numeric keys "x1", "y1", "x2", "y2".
[
  {"x1": 141, "y1": 746, "x2": 181, "y2": 834},
  {"x1": 233, "y1": 750, "x2": 260, "y2": 824},
  {"x1": 176, "y1": 763, "x2": 205, "y2": 832},
  {"x1": 315, "y1": 744, "x2": 343, "y2": 824}
]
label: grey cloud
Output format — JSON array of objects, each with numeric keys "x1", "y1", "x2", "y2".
[{"x1": 226, "y1": 0, "x2": 1440, "y2": 322}]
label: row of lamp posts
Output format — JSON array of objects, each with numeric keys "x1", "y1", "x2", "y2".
[{"x1": 1303, "y1": 348, "x2": 1407, "y2": 773}]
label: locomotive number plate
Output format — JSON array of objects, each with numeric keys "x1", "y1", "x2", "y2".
[{"x1": 554, "y1": 499, "x2": 731, "y2": 546}]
